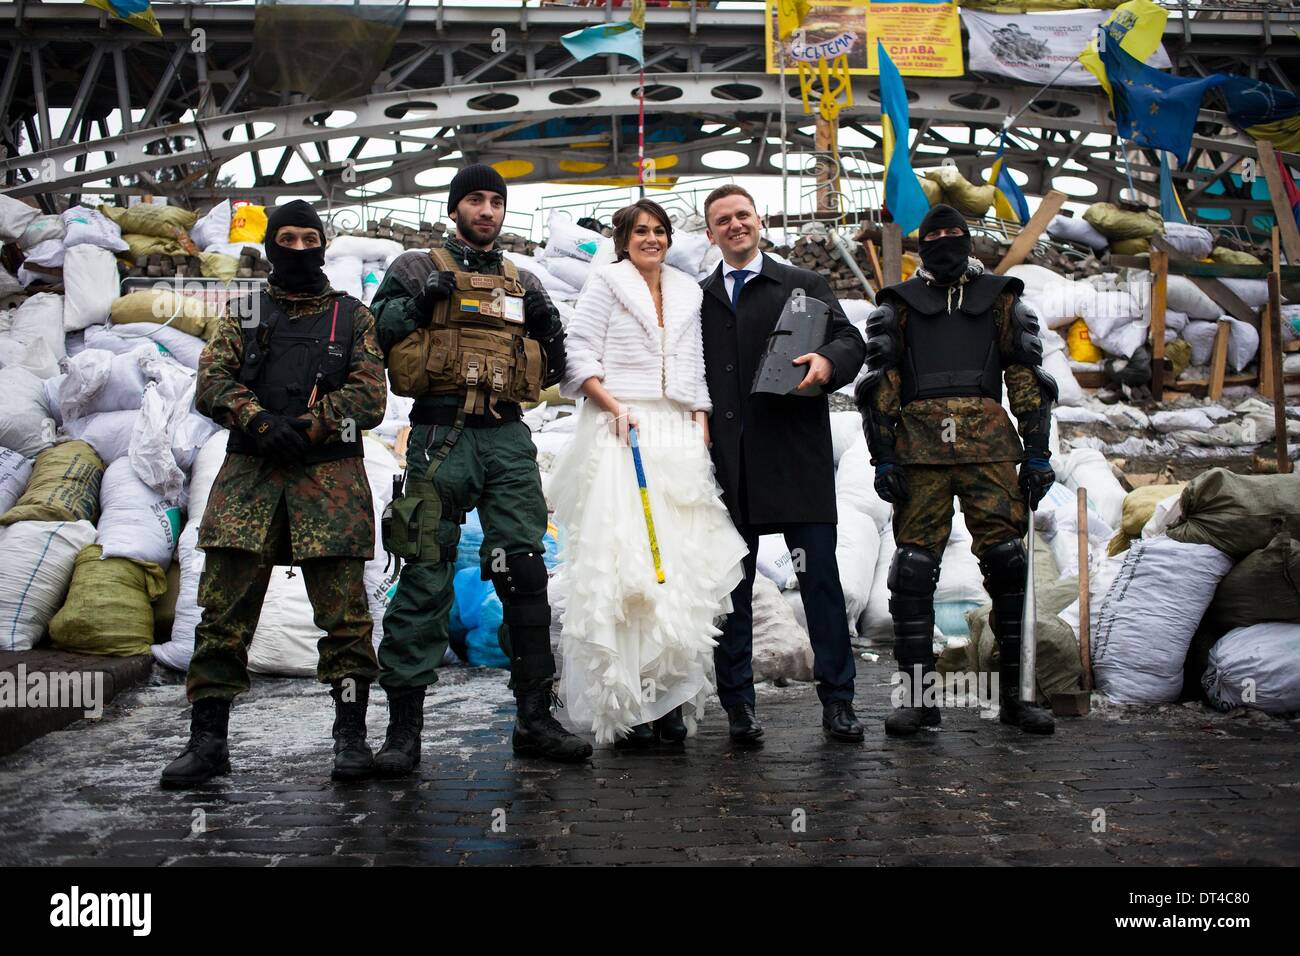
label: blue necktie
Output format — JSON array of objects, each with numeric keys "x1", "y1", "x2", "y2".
[{"x1": 729, "y1": 268, "x2": 750, "y2": 312}]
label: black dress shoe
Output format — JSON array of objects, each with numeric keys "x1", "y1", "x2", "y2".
[
  {"x1": 725, "y1": 703, "x2": 764, "y2": 744},
  {"x1": 822, "y1": 700, "x2": 865, "y2": 742},
  {"x1": 654, "y1": 706, "x2": 687, "y2": 743},
  {"x1": 614, "y1": 722, "x2": 656, "y2": 749}
]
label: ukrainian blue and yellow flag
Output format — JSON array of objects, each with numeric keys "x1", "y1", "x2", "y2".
[
  {"x1": 84, "y1": 0, "x2": 161, "y2": 38},
  {"x1": 988, "y1": 130, "x2": 1030, "y2": 225},
  {"x1": 878, "y1": 41, "x2": 931, "y2": 236},
  {"x1": 561, "y1": 21, "x2": 645, "y2": 65}
]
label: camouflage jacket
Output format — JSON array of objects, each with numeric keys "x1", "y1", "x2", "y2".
[
  {"x1": 868, "y1": 292, "x2": 1045, "y2": 465},
  {"x1": 195, "y1": 283, "x2": 387, "y2": 560}
]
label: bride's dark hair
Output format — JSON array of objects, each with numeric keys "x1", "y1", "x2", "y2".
[{"x1": 611, "y1": 199, "x2": 674, "y2": 262}]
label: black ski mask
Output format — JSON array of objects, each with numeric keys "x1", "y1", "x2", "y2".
[
  {"x1": 917, "y1": 203, "x2": 972, "y2": 286},
  {"x1": 265, "y1": 200, "x2": 328, "y2": 294}
]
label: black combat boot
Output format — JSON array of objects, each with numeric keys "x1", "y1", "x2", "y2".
[
  {"x1": 513, "y1": 679, "x2": 593, "y2": 763},
  {"x1": 884, "y1": 546, "x2": 943, "y2": 737},
  {"x1": 330, "y1": 679, "x2": 376, "y2": 780},
  {"x1": 981, "y1": 539, "x2": 1055, "y2": 736},
  {"x1": 160, "y1": 697, "x2": 232, "y2": 790},
  {"x1": 374, "y1": 686, "x2": 425, "y2": 778}
]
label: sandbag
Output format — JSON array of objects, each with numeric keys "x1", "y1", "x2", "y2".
[
  {"x1": 0, "y1": 440, "x2": 103, "y2": 526},
  {"x1": 1058, "y1": 448, "x2": 1125, "y2": 528},
  {"x1": 543, "y1": 255, "x2": 591, "y2": 292},
  {"x1": 62, "y1": 245, "x2": 120, "y2": 331},
  {"x1": 199, "y1": 252, "x2": 240, "y2": 282},
  {"x1": 60, "y1": 205, "x2": 129, "y2": 253},
  {"x1": 0, "y1": 193, "x2": 40, "y2": 243},
  {"x1": 1205, "y1": 533, "x2": 1300, "y2": 632},
  {"x1": 1222, "y1": 315, "x2": 1259, "y2": 371},
  {"x1": 1219, "y1": 277, "x2": 1269, "y2": 309},
  {"x1": 0, "y1": 448, "x2": 33, "y2": 515},
  {"x1": 1203, "y1": 623, "x2": 1300, "y2": 714},
  {"x1": 1047, "y1": 214, "x2": 1108, "y2": 252},
  {"x1": 99, "y1": 203, "x2": 197, "y2": 240},
  {"x1": 1090, "y1": 538, "x2": 1234, "y2": 705},
  {"x1": 1166, "y1": 275, "x2": 1220, "y2": 320},
  {"x1": 96, "y1": 458, "x2": 183, "y2": 569},
  {"x1": 86, "y1": 322, "x2": 206, "y2": 369},
  {"x1": 665, "y1": 231, "x2": 713, "y2": 277},
  {"x1": 858, "y1": 525, "x2": 896, "y2": 644},
  {"x1": 757, "y1": 534, "x2": 798, "y2": 590},
  {"x1": 1066, "y1": 319, "x2": 1103, "y2": 362},
  {"x1": 1181, "y1": 319, "x2": 1217, "y2": 366},
  {"x1": 1107, "y1": 483, "x2": 1185, "y2": 556},
  {"x1": 1161, "y1": 222, "x2": 1213, "y2": 259},
  {"x1": 924, "y1": 166, "x2": 994, "y2": 217},
  {"x1": 121, "y1": 233, "x2": 188, "y2": 259},
  {"x1": 542, "y1": 210, "x2": 604, "y2": 262},
  {"x1": 9, "y1": 293, "x2": 66, "y2": 359},
  {"x1": 47, "y1": 544, "x2": 165, "y2": 657},
  {"x1": 830, "y1": 412, "x2": 864, "y2": 465},
  {"x1": 54, "y1": 348, "x2": 149, "y2": 420},
  {"x1": 834, "y1": 436, "x2": 892, "y2": 532},
  {"x1": 918, "y1": 176, "x2": 942, "y2": 207},
  {"x1": 189, "y1": 200, "x2": 233, "y2": 251},
  {"x1": 229, "y1": 203, "x2": 267, "y2": 243},
  {"x1": 325, "y1": 234, "x2": 404, "y2": 264},
  {"x1": 204, "y1": 241, "x2": 266, "y2": 261},
  {"x1": 17, "y1": 215, "x2": 65, "y2": 250},
  {"x1": 110, "y1": 289, "x2": 218, "y2": 339},
  {"x1": 62, "y1": 409, "x2": 138, "y2": 464},
  {"x1": 1168, "y1": 468, "x2": 1300, "y2": 559},
  {"x1": 1043, "y1": 349, "x2": 1085, "y2": 405},
  {"x1": 0, "y1": 334, "x2": 59, "y2": 379},
  {"x1": 837, "y1": 505, "x2": 881, "y2": 637},
  {"x1": 323, "y1": 255, "x2": 364, "y2": 299},
  {"x1": 0, "y1": 519, "x2": 96, "y2": 651},
  {"x1": 22, "y1": 238, "x2": 67, "y2": 269},
  {"x1": 0, "y1": 366, "x2": 56, "y2": 458},
  {"x1": 1109, "y1": 238, "x2": 1149, "y2": 256},
  {"x1": 1211, "y1": 246, "x2": 1262, "y2": 267},
  {"x1": 1082, "y1": 202, "x2": 1163, "y2": 241}
]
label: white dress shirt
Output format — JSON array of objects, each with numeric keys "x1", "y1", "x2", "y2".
[{"x1": 722, "y1": 250, "x2": 765, "y2": 303}]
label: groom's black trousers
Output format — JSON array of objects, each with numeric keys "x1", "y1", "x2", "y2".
[{"x1": 715, "y1": 523, "x2": 856, "y2": 709}]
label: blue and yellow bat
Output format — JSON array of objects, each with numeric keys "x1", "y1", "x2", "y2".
[{"x1": 627, "y1": 424, "x2": 665, "y2": 584}]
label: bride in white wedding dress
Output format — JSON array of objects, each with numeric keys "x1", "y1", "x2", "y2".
[{"x1": 549, "y1": 200, "x2": 747, "y2": 748}]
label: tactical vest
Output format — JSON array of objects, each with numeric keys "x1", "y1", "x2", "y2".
[
  {"x1": 879, "y1": 273, "x2": 1021, "y2": 407},
  {"x1": 226, "y1": 290, "x2": 362, "y2": 463},
  {"x1": 387, "y1": 247, "x2": 544, "y2": 414}
]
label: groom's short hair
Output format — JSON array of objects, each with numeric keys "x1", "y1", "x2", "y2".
[{"x1": 704, "y1": 184, "x2": 757, "y2": 227}]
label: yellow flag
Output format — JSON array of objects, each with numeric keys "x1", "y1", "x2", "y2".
[
  {"x1": 1078, "y1": 0, "x2": 1168, "y2": 100},
  {"x1": 630, "y1": 0, "x2": 646, "y2": 31},
  {"x1": 775, "y1": 0, "x2": 811, "y2": 41}
]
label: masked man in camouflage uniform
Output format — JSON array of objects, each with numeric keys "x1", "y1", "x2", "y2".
[
  {"x1": 370, "y1": 164, "x2": 591, "y2": 775},
  {"x1": 161, "y1": 200, "x2": 387, "y2": 789},
  {"x1": 855, "y1": 204, "x2": 1057, "y2": 737}
]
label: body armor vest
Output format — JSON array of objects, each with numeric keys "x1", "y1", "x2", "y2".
[
  {"x1": 386, "y1": 247, "x2": 544, "y2": 414},
  {"x1": 226, "y1": 291, "x2": 361, "y2": 463}
]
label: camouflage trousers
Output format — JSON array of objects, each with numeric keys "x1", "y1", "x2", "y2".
[
  {"x1": 892, "y1": 460, "x2": 1027, "y2": 559},
  {"x1": 186, "y1": 502, "x2": 379, "y2": 702}
]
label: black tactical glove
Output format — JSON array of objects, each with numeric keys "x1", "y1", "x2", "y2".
[
  {"x1": 874, "y1": 462, "x2": 909, "y2": 504},
  {"x1": 413, "y1": 270, "x2": 456, "y2": 322},
  {"x1": 248, "y1": 412, "x2": 311, "y2": 464},
  {"x1": 523, "y1": 289, "x2": 557, "y2": 338},
  {"x1": 1019, "y1": 457, "x2": 1055, "y2": 510}
]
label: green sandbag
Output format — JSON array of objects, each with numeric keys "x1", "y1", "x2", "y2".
[
  {"x1": 99, "y1": 204, "x2": 197, "y2": 240},
  {"x1": 1167, "y1": 468, "x2": 1300, "y2": 559},
  {"x1": 1211, "y1": 246, "x2": 1263, "y2": 266},
  {"x1": 925, "y1": 167, "x2": 994, "y2": 218},
  {"x1": 48, "y1": 544, "x2": 165, "y2": 657},
  {"x1": 1204, "y1": 533, "x2": 1300, "y2": 631},
  {"x1": 0, "y1": 440, "x2": 103, "y2": 526},
  {"x1": 1110, "y1": 238, "x2": 1150, "y2": 256},
  {"x1": 199, "y1": 251, "x2": 240, "y2": 282},
  {"x1": 918, "y1": 176, "x2": 942, "y2": 207},
  {"x1": 121, "y1": 233, "x2": 188, "y2": 260},
  {"x1": 1083, "y1": 202, "x2": 1164, "y2": 241}
]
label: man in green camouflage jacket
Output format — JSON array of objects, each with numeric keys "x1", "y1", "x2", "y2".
[
  {"x1": 161, "y1": 200, "x2": 388, "y2": 789},
  {"x1": 855, "y1": 204, "x2": 1058, "y2": 738}
]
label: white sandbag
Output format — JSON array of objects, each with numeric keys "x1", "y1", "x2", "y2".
[
  {"x1": 1157, "y1": 308, "x2": 1189, "y2": 334},
  {"x1": 1089, "y1": 538, "x2": 1233, "y2": 705},
  {"x1": 542, "y1": 255, "x2": 592, "y2": 292},
  {"x1": 0, "y1": 447, "x2": 33, "y2": 515},
  {"x1": 325, "y1": 235, "x2": 404, "y2": 264},
  {"x1": 95, "y1": 458, "x2": 183, "y2": 570},
  {"x1": 203, "y1": 240, "x2": 265, "y2": 260},
  {"x1": 1140, "y1": 492, "x2": 1183, "y2": 540},
  {"x1": 0, "y1": 265, "x2": 20, "y2": 297},
  {"x1": 56, "y1": 348, "x2": 146, "y2": 420},
  {"x1": 836, "y1": 504, "x2": 881, "y2": 638},
  {"x1": 1042, "y1": 496, "x2": 1113, "y2": 579},
  {"x1": 1046, "y1": 214, "x2": 1108, "y2": 251},
  {"x1": 0, "y1": 366, "x2": 56, "y2": 457},
  {"x1": 1223, "y1": 316, "x2": 1259, "y2": 371},
  {"x1": 1043, "y1": 349, "x2": 1085, "y2": 406},
  {"x1": 936, "y1": 531, "x2": 987, "y2": 605},
  {"x1": 503, "y1": 250, "x2": 554, "y2": 284},
  {"x1": 1166, "y1": 275, "x2": 1220, "y2": 320},
  {"x1": 1151, "y1": 408, "x2": 1216, "y2": 433},
  {"x1": 362, "y1": 268, "x2": 383, "y2": 306},
  {"x1": 1203, "y1": 623, "x2": 1300, "y2": 715},
  {"x1": 171, "y1": 412, "x2": 220, "y2": 473},
  {"x1": 9, "y1": 293, "x2": 66, "y2": 360},
  {"x1": 130, "y1": 365, "x2": 199, "y2": 499},
  {"x1": 830, "y1": 412, "x2": 864, "y2": 465},
  {"x1": 361, "y1": 437, "x2": 401, "y2": 646},
  {"x1": 16, "y1": 264, "x2": 56, "y2": 288},
  {"x1": 0, "y1": 193, "x2": 40, "y2": 243},
  {"x1": 0, "y1": 519, "x2": 96, "y2": 650},
  {"x1": 1161, "y1": 222, "x2": 1213, "y2": 260},
  {"x1": 1182, "y1": 320, "x2": 1218, "y2": 366},
  {"x1": 189, "y1": 200, "x2": 233, "y2": 251},
  {"x1": 542, "y1": 210, "x2": 604, "y2": 262},
  {"x1": 1218, "y1": 277, "x2": 1269, "y2": 309},
  {"x1": 60, "y1": 205, "x2": 128, "y2": 253},
  {"x1": 1040, "y1": 325, "x2": 1066, "y2": 357},
  {"x1": 0, "y1": 334, "x2": 59, "y2": 379},
  {"x1": 756, "y1": 534, "x2": 798, "y2": 590},
  {"x1": 21, "y1": 238, "x2": 65, "y2": 269},
  {"x1": 62, "y1": 410, "x2": 138, "y2": 464},
  {"x1": 859, "y1": 525, "x2": 896, "y2": 644},
  {"x1": 62, "y1": 245, "x2": 120, "y2": 331},
  {"x1": 324, "y1": 255, "x2": 364, "y2": 300},
  {"x1": 88, "y1": 322, "x2": 206, "y2": 369},
  {"x1": 1059, "y1": 448, "x2": 1125, "y2": 528},
  {"x1": 1005, "y1": 263, "x2": 1072, "y2": 294},
  {"x1": 834, "y1": 437, "x2": 892, "y2": 532},
  {"x1": 665, "y1": 231, "x2": 712, "y2": 276},
  {"x1": 372, "y1": 391, "x2": 413, "y2": 446},
  {"x1": 17, "y1": 215, "x2": 65, "y2": 250}
]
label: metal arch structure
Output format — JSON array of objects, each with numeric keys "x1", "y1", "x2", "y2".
[{"x1": 1, "y1": 1, "x2": 1299, "y2": 228}]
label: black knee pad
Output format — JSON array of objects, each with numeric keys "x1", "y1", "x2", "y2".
[
  {"x1": 979, "y1": 538, "x2": 1027, "y2": 598},
  {"x1": 491, "y1": 551, "x2": 551, "y2": 632},
  {"x1": 887, "y1": 546, "x2": 941, "y2": 627}
]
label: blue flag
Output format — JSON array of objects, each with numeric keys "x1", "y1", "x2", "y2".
[
  {"x1": 560, "y1": 22, "x2": 644, "y2": 65},
  {"x1": 988, "y1": 130, "x2": 1030, "y2": 225},
  {"x1": 878, "y1": 42, "x2": 930, "y2": 236},
  {"x1": 1101, "y1": 40, "x2": 1224, "y2": 166}
]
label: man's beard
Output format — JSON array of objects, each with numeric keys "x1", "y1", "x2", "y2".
[{"x1": 457, "y1": 216, "x2": 502, "y2": 248}]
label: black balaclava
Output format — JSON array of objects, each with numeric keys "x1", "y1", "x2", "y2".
[
  {"x1": 917, "y1": 203, "x2": 972, "y2": 287},
  {"x1": 265, "y1": 200, "x2": 328, "y2": 294}
]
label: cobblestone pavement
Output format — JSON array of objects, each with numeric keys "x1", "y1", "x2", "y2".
[{"x1": 0, "y1": 658, "x2": 1296, "y2": 866}]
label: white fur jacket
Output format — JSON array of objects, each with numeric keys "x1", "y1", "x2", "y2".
[{"x1": 560, "y1": 257, "x2": 712, "y2": 412}]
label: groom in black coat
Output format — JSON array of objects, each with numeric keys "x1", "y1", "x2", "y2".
[{"x1": 699, "y1": 185, "x2": 867, "y2": 744}]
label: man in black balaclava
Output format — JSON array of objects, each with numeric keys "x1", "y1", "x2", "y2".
[
  {"x1": 854, "y1": 204, "x2": 1060, "y2": 737},
  {"x1": 161, "y1": 198, "x2": 389, "y2": 789}
]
